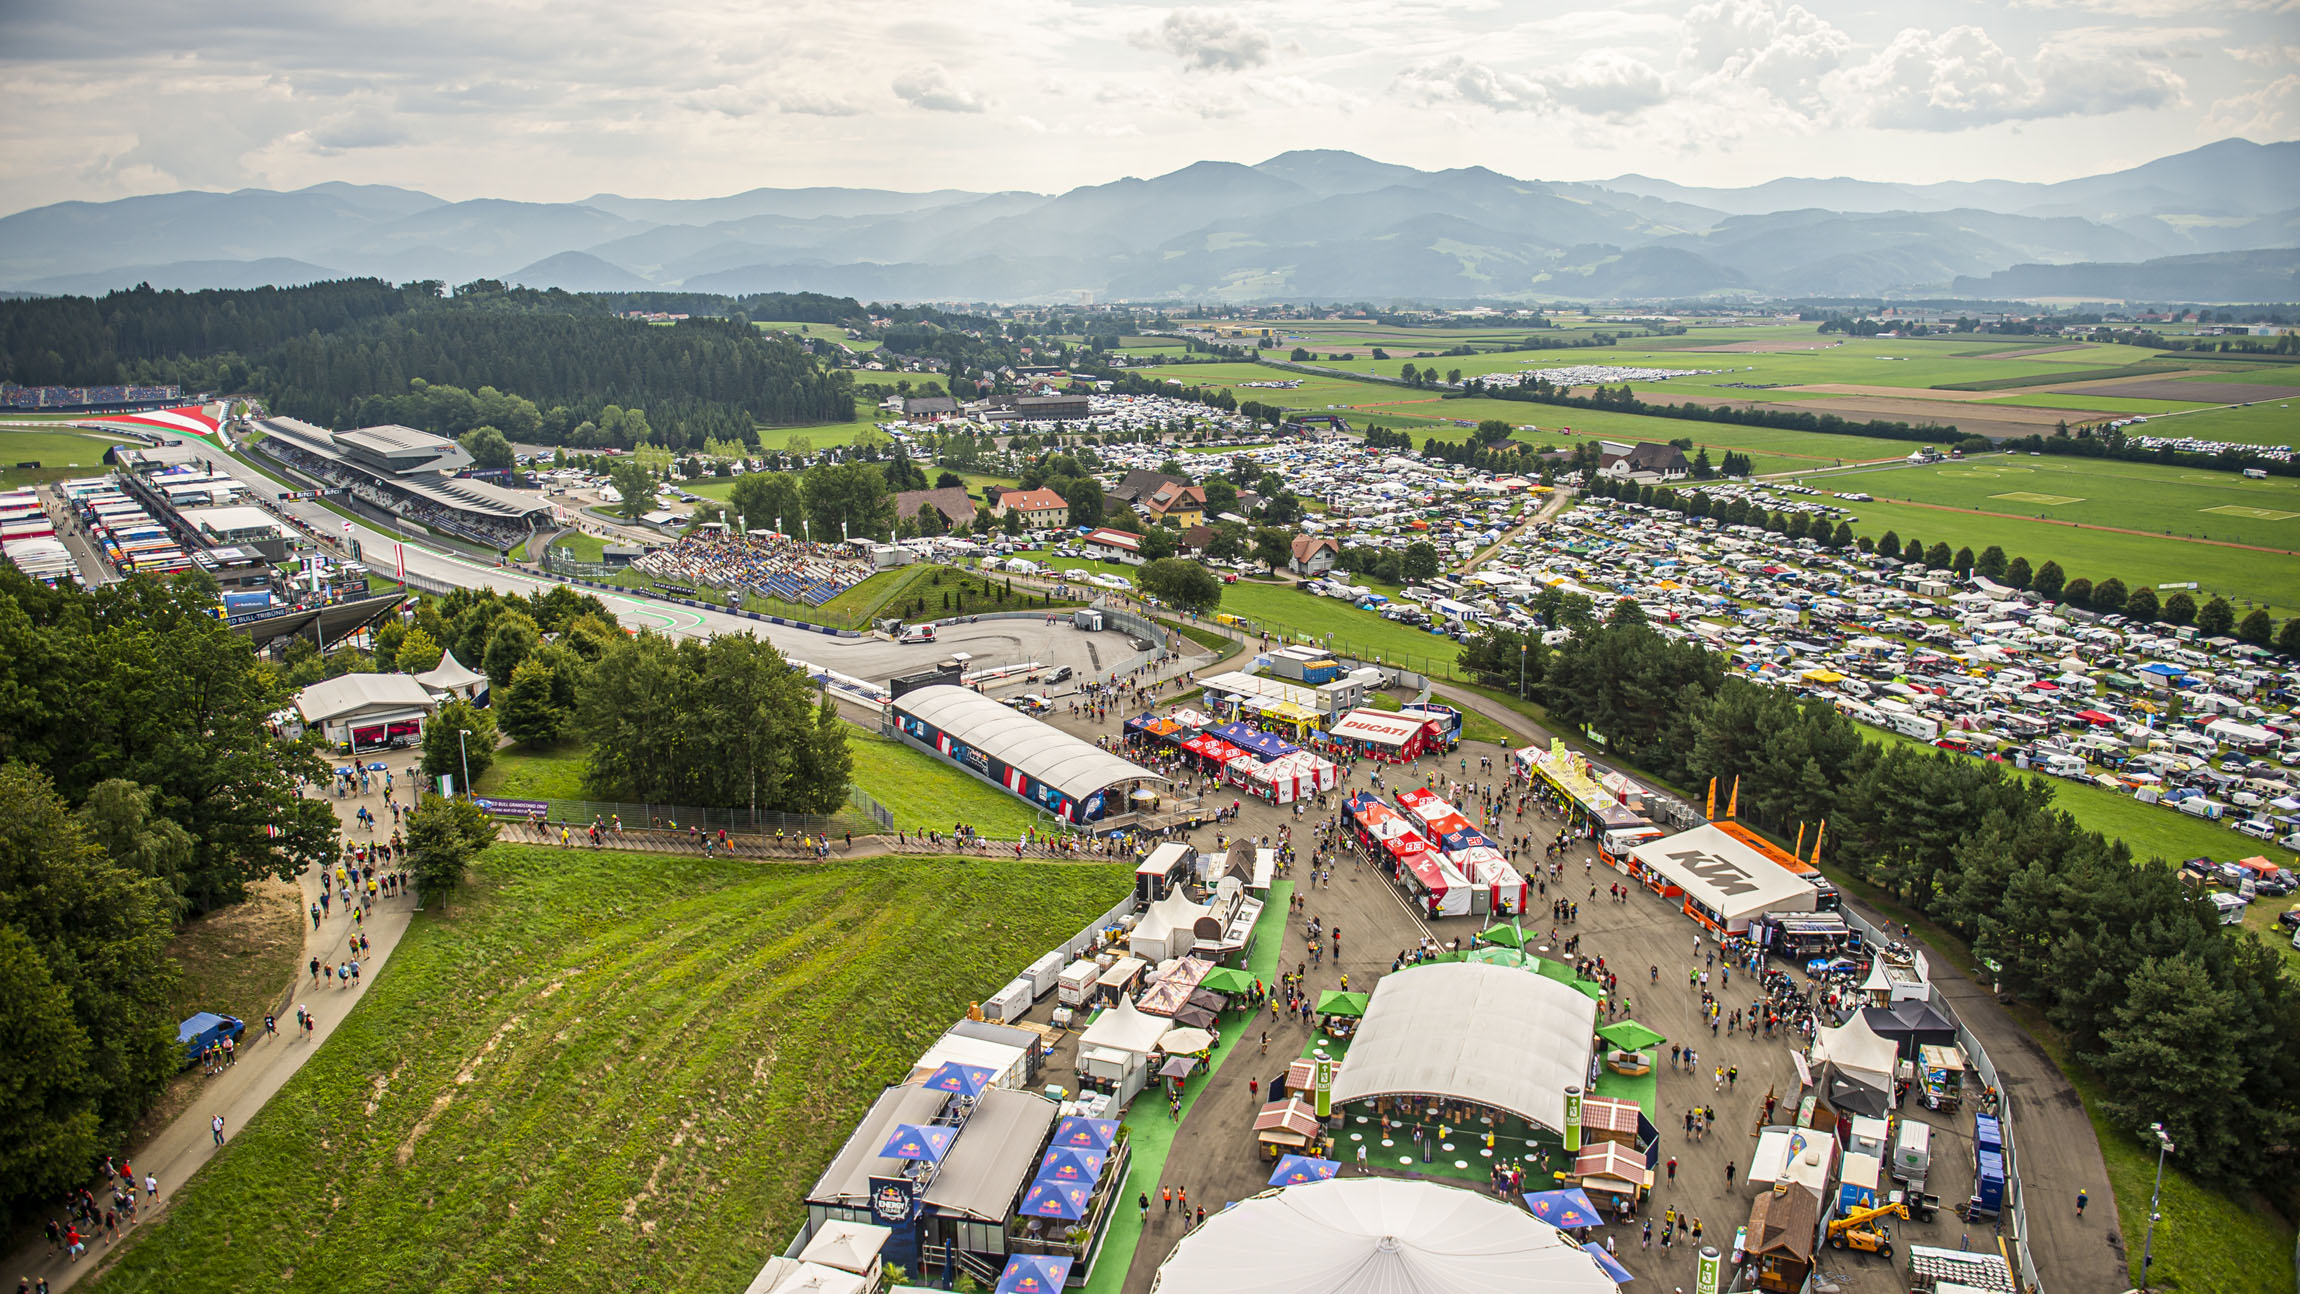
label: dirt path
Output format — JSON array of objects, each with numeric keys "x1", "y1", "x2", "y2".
[
  {"x1": 1857, "y1": 497, "x2": 2300, "y2": 554},
  {"x1": 1461, "y1": 487, "x2": 1573, "y2": 574},
  {"x1": 24, "y1": 780, "x2": 421, "y2": 1291}
]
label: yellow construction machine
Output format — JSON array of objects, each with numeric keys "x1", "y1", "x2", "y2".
[{"x1": 1825, "y1": 1199, "x2": 1909, "y2": 1258}]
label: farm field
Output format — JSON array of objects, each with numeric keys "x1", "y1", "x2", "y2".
[
  {"x1": 79, "y1": 846, "x2": 1131, "y2": 1294},
  {"x1": 2192, "y1": 364, "x2": 2300, "y2": 386},
  {"x1": 1139, "y1": 361, "x2": 1926, "y2": 470},
  {"x1": 1788, "y1": 457, "x2": 2300, "y2": 611},
  {"x1": 2117, "y1": 400, "x2": 2300, "y2": 447},
  {"x1": 755, "y1": 320, "x2": 877, "y2": 351}
]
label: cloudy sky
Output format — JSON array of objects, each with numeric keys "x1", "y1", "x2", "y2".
[{"x1": 1, "y1": 0, "x2": 2292, "y2": 210}]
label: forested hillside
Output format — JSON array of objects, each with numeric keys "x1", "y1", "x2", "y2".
[{"x1": 0, "y1": 280, "x2": 858, "y2": 449}]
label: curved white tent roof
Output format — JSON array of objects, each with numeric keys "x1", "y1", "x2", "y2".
[
  {"x1": 1331, "y1": 962, "x2": 1597, "y2": 1135},
  {"x1": 893, "y1": 685, "x2": 1165, "y2": 802},
  {"x1": 1813, "y1": 1011, "x2": 1897, "y2": 1084},
  {"x1": 1149, "y1": 1178, "x2": 1619, "y2": 1294}
]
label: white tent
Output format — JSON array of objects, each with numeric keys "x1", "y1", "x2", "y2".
[
  {"x1": 1331, "y1": 963, "x2": 1596, "y2": 1135},
  {"x1": 796, "y1": 1221, "x2": 890, "y2": 1276},
  {"x1": 1080, "y1": 994, "x2": 1172, "y2": 1055},
  {"x1": 1149, "y1": 1178, "x2": 1621, "y2": 1294},
  {"x1": 743, "y1": 1258, "x2": 873, "y2": 1294},
  {"x1": 1630, "y1": 823, "x2": 1818, "y2": 932},
  {"x1": 1812, "y1": 1011, "x2": 1899, "y2": 1116},
  {"x1": 1132, "y1": 890, "x2": 1210, "y2": 963}
]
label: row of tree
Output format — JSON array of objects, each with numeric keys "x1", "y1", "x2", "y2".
[
  {"x1": 1463, "y1": 605, "x2": 2300, "y2": 1190},
  {"x1": 1461, "y1": 374, "x2": 1983, "y2": 451},
  {"x1": 0, "y1": 570, "x2": 351, "y2": 1207}
]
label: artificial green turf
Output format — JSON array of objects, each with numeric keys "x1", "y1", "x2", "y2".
[
  {"x1": 84, "y1": 848, "x2": 1132, "y2": 1294},
  {"x1": 1082, "y1": 878, "x2": 1293, "y2": 1294}
]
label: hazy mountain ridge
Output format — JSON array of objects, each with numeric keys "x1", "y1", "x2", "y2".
[{"x1": 2, "y1": 141, "x2": 2292, "y2": 302}]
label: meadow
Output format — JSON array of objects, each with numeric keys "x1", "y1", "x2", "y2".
[
  {"x1": 2119, "y1": 400, "x2": 2300, "y2": 447},
  {"x1": 0, "y1": 427, "x2": 143, "y2": 485},
  {"x1": 1784, "y1": 459, "x2": 2300, "y2": 612},
  {"x1": 754, "y1": 319, "x2": 878, "y2": 351},
  {"x1": 80, "y1": 847, "x2": 1132, "y2": 1294},
  {"x1": 844, "y1": 726, "x2": 1051, "y2": 836}
]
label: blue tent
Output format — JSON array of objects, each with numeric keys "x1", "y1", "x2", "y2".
[
  {"x1": 877, "y1": 1122, "x2": 956, "y2": 1163},
  {"x1": 1018, "y1": 1178, "x2": 1092, "y2": 1221},
  {"x1": 1037, "y1": 1146, "x2": 1104, "y2": 1185},
  {"x1": 994, "y1": 1254, "x2": 1073, "y2": 1294},
  {"x1": 920, "y1": 1061, "x2": 995, "y2": 1099},
  {"x1": 1267, "y1": 1154, "x2": 1341, "y2": 1187}
]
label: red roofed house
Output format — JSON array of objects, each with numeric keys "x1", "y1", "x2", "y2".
[{"x1": 993, "y1": 487, "x2": 1071, "y2": 529}]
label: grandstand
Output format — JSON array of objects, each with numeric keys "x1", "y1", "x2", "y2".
[
  {"x1": 256, "y1": 417, "x2": 549, "y2": 549},
  {"x1": 1, "y1": 382, "x2": 181, "y2": 411},
  {"x1": 631, "y1": 529, "x2": 873, "y2": 606}
]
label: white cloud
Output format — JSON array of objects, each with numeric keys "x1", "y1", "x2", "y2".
[
  {"x1": 1130, "y1": 9, "x2": 1274, "y2": 73},
  {"x1": 777, "y1": 90, "x2": 862, "y2": 117},
  {"x1": 2208, "y1": 72, "x2": 2300, "y2": 135},
  {"x1": 2228, "y1": 43, "x2": 2300, "y2": 66},
  {"x1": 1835, "y1": 25, "x2": 2184, "y2": 130},
  {"x1": 306, "y1": 106, "x2": 411, "y2": 153},
  {"x1": 1394, "y1": 55, "x2": 1554, "y2": 113},
  {"x1": 891, "y1": 63, "x2": 986, "y2": 113},
  {"x1": 1537, "y1": 52, "x2": 1668, "y2": 117},
  {"x1": 1679, "y1": 0, "x2": 1854, "y2": 108}
]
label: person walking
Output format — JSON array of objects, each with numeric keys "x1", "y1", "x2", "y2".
[
  {"x1": 210, "y1": 1114, "x2": 226, "y2": 1146},
  {"x1": 2076, "y1": 1188, "x2": 2088, "y2": 1218},
  {"x1": 1162, "y1": 1186, "x2": 1172, "y2": 1215},
  {"x1": 1725, "y1": 1160, "x2": 1737, "y2": 1188},
  {"x1": 1138, "y1": 1192, "x2": 1150, "y2": 1224}
]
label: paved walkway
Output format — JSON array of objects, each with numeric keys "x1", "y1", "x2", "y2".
[{"x1": 16, "y1": 777, "x2": 419, "y2": 1290}]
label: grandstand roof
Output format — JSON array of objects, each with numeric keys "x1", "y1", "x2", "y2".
[
  {"x1": 258, "y1": 418, "x2": 545, "y2": 521},
  {"x1": 893, "y1": 685, "x2": 1165, "y2": 803}
]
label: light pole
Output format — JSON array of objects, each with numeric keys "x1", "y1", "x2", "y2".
[
  {"x1": 2141, "y1": 1122, "x2": 2174, "y2": 1291},
  {"x1": 456, "y1": 728, "x2": 472, "y2": 800},
  {"x1": 1519, "y1": 640, "x2": 1527, "y2": 698}
]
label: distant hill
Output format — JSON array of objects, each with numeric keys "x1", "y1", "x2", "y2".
[
  {"x1": 4, "y1": 140, "x2": 2294, "y2": 301},
  {"x1": 19, "y1": 257, "x2": 346, "y2": 296},
  {"x1": 1950, "y1": 248, "x2": 2300, "y2": 302}
]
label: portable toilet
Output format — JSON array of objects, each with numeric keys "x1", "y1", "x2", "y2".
[
  {"x1": 1891, "y1": 1121, "x2": 1933, "y2": 1183},
  {"x1": 1972, "y1": 1150, "x2": 2006, "y2": 1216},
  {"x1": 1974, "y1": 1112, "x2": 2003, "y2": 1156}
]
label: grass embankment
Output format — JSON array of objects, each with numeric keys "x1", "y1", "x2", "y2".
[
  {"x1": 84, "y1": 847, "x2": 1131, "y2": 1294},
  {"x1": 548, "y1": 530, "x2": 609, "y2": 562},
  {"x1": 472, "y1": 740, "x2": 591, "y2": 802},
  {"x1": 844, "y1": 727, "x2": 1049, "y2": 837},
  {"x1": 475, "y1": 730, "x2": 1053, "y2": 839}
]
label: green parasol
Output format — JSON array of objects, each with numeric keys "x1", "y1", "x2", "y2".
[
  {"x1": 1198, "y1": 967, "x2": 1257, "y2": 994},
  {"x1": 1315, "y1": 990, "x2": 1372, "y2": 1017},
  {"x1": 1597, "y1": 1019, "x2": 1666, "y2": 1051}
]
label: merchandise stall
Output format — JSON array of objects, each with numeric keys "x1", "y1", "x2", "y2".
[{"x1": 1627, "y1": 823, "x2": 1818, "y2": 936}]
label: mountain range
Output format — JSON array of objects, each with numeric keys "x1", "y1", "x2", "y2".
[{"x1": 4, "y1": 140, "x2": 2294, "y2": 303}]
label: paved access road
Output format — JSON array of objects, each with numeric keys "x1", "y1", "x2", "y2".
[{"x1": 174, "y1": 437, "x2": 1112, "y2": 684}]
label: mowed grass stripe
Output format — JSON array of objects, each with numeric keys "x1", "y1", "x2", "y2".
[{"x1": 86, "y1": 849, "x2": 1131, "y2": 1294}]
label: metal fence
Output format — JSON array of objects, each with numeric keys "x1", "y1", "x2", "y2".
[
  {"x1": 498, "y1": 794, "x2": 884, "y2": 836},
  {"x1": 1828, "y1": 903, "x2": 2042, "y2": 1293}
]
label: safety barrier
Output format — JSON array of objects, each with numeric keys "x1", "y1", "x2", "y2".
[{"x1": 1827, "y1": 904, "x2": 2042, "y2": 1293}]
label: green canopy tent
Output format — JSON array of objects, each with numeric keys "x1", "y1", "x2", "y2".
[
  {"x1": 1533, "y1": 958, "x2": 1579, "y2": 984},
  {"x1": 1564, "y1": 977, "x2": 1607, "y2": 1001},
  {"x1": 1459, "y1": 946, "x2": 1536, "y2": 968},
  {"x1": 1315, "y1": 990, "x2": 1371, "y2": 1017},
  {"x1": 1199, "y1": 967, "x2": 1257, "y2": 994},
  {"x1": 1597, "y1": 1020, "x2": 1666, "y2": 1051},
  {"x1": 1478, "y1": 922, "x2": 1535, "y2": 950}
]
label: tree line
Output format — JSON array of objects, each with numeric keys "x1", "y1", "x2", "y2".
[
  {"x1": 1580, "y1": 473, "x2": 2296, "y2": 651},
  {"x1": 0, "y1": 279, "x2": 856, "y2": 451},
  {"x1": 0, "y1": 569, "x2": 344, "y2": 1208},
  {"x1": 1464, "y1": 603, "x2": 2300, "y2": 1191},
  {"x1": 1459, "y1": 375, "x2": 1982, "y2": 451}
]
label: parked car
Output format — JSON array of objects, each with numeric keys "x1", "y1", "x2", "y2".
[{"x1": 177, "y1": 1012, "x2": 245, "y2": 1068}]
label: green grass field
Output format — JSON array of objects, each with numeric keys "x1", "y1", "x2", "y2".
[
  {"x1": 2128, "y1": 399, "x2": 2300, "y2": 448},
  {"x1": 1138, "y1": 361, "x2": 1925, "y2": 471},
  {"x1": 754, "y1": 320, "x2": 878, "y2": 351},
  {"x1": 845, "y1": 727, "x2": 1051, "y2": 837},
  {"x1": 473, "y1": 740, "x2": 592, "y2": 801},
  {"x1": 545, "y1": 529, "x2": 608, "y2": 562},
  {"x1": 81, "y1": 846, "x2": 1131, "y2": 1294},
  {"x1": 0, "y1": 427, "x2": 141, "y2": 485},
  {"x1": 1788, "y1": 455, "x2": 2300, "y2": 611}
]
